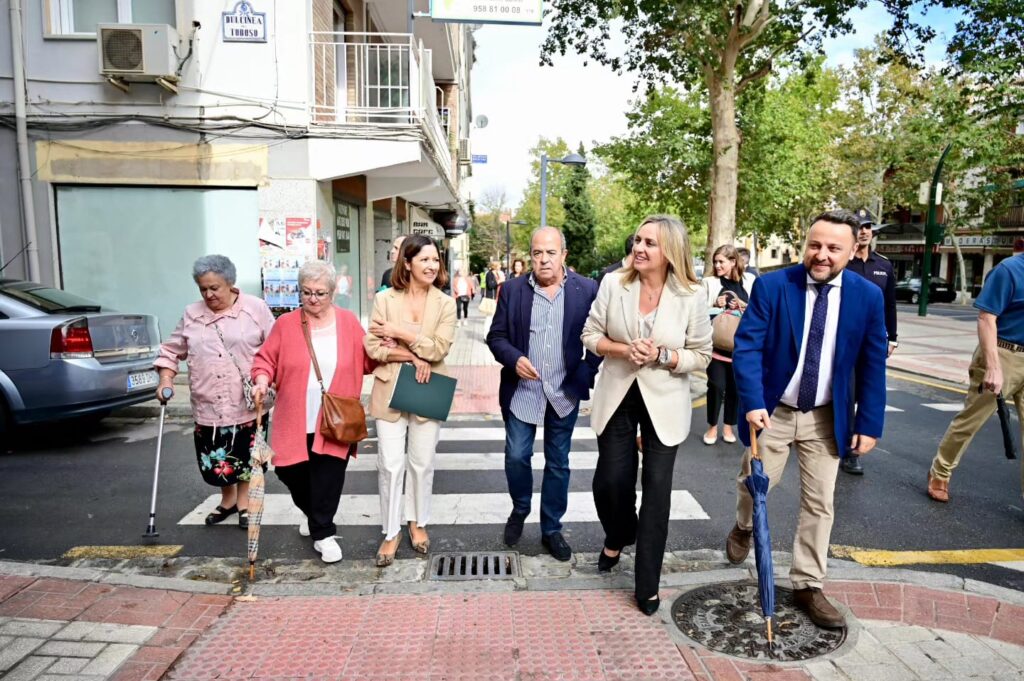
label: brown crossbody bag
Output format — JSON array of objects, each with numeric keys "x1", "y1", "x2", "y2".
[{"x1": 300, "y1": 312, "x2": 368, "y2": 444}]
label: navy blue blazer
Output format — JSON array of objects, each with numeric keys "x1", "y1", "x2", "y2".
[
  {"x1": 486, "y1": 271, "x2": 603, "y2": 417},
  {"x1": 732, "y1": 264, "x2": 888, "y2": 456}
]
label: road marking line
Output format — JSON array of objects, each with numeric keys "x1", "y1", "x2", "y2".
[
  {"x1": 346, "y1": 452, "x2": 602, "y2": 472},
  {"x1": 367, "y1": 426, "x2": 597, "y2": 443},
  {"x1": 884, "y1": 406, "x2": 904, "y2": 412},
  {"x1": 832, "y1": 545, "x2": 1024, "y2": 566},
  {"x1": 178, "y1": 491, "x2": 709, "y2": 526},
  {"x1": 991, "y1": 561, "x2": 1024, "y2": 573},
  {"x1": 63, "y1": 545, "x2": 183, "y2": 560},
  {"x1": 887, "y1": 371, "x2": 968, "y2": 395},
  {"x1": 923, "y1": 403, "x2": 964, "y2": 412}
]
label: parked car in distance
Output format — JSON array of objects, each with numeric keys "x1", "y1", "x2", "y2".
[
  {"x1": 0, "y1": 280, "x2": 160, "y2": 446},
  {"x1": 894, "y1": 277, "x2": 957, "y2": 304}
]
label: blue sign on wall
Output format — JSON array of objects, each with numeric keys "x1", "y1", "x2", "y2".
[{"x1": 471, "y1": 155, "x2": 488, "y2": 164}]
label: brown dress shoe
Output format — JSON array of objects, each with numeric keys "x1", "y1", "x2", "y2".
[
  {"x1": 725, "y1": 524, "x2": 752, "y2": 564},
  {"x1": 793, "y1": 587, "x2": 845, "y2": 628},
  {"x1": 927, "y1": 473, "x2": 949, "y2": 502}
]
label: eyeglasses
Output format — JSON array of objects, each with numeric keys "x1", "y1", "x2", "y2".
[
  {"x1": 859, "y1": 224, "x2": 874, "y2": 231},
  {"x1": 301, "y1": 289, "x2": 331, "y2": 299}
]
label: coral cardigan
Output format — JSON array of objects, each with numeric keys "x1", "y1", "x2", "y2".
[{"x1": 251, "y1": 307, "x2": 375, "y2": 466}]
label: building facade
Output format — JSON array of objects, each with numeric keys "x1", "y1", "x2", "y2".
[{"x1": 0, "y1": 0, "x2": 474, "y2": 336}]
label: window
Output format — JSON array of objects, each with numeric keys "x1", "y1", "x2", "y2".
[{"x1": 47, "y1": 0, "x2": 176, "y2": 37}]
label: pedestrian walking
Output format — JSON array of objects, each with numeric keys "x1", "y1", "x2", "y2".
[
  {"x1": 487, "y1": 226, "x2": 602, "y2": 562},
  {"x1": 511, "y1": 259, "x2": 527, "y2": 278},
  {"x1": 154, "y1": 255, "x2": 276, "y2": 530},
  {"x1": 725, "y1": 209, "x2": 887, "y2": 629},
  {"x1": 451, "y1": 269, "x2": 476, "y2": 326},
  {"x1": 380, "y1": 235, "x2": 407, "y2": 290},
  {"x1": 583, "y1": 214, "x2": 712, "y2": 616},
  {"x1": 484, "y1": 262, "x2": 501, "y2": 300},
  {"x1": 701, "y1": 244, "x2": 754, "y2": 446},
  {"x1": 364, "y1": 235, "x2": 456, "y2": 567},
  {"x1": 844, "y1": 208, "x2": 898, "y2": 476},
  {"x1": 737, "y1": 247, "x2": 759, "y2": 277},
  {"x1": 927, "y1": 238, "x2": 1024, "y2": 503},
  {"x1": 251, "y1": 261, "x2": 376, "y2": 564}
]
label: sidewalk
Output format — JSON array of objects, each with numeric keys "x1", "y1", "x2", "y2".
[
  {"x1": 887, "y1": 308, "x2": 976, "y2": 387},
  {"x1": 3, "y1": 555, "x2": 1024, "y2": 680}
]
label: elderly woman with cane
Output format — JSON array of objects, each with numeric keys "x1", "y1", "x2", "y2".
[
  {"x1": 252, "y1": 260, "x2": 375, "y2": 563},
  {"x1": 155, "y1": 254, "x2": 276, "y2": 529}
]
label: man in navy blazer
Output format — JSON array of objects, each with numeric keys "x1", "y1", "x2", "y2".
[
  {"x1": 487, "y1": 226, "x2": 602, "y2": 561},
  {"x1": 725, "y1": 209, "x2": 888, "y2": 629}
]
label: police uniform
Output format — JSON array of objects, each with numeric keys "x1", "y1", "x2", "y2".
[{"x1": 847, "y1": 250, "x2": 898, "y2": 344}]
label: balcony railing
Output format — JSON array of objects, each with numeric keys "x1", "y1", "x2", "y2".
[
  {"x1": 997, "y1": 205, "x2": 1024, "y2": 229},
  {"x1": 309, "y1": 32, "x2": 451, "y2": 172}
]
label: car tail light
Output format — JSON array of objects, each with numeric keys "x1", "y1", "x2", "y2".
[{"x1": 50, "y1": 318, "x2": 95, "y2": 359}]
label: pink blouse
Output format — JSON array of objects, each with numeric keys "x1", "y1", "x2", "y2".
[{"x1": 154, "y1": 292, "x2": 276, "y2": 427}]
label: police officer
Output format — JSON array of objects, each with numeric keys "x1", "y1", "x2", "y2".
[{"x1": 843, "y1": 208, "x2": 898, "y2": 475}]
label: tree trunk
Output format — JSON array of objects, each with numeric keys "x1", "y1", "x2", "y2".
[
  {"x1": 949, "y1": 229, "x2": 969, "y2": 304},
  {"x1": 706, "y1": 71, "x2": 740, "y2": 264}
]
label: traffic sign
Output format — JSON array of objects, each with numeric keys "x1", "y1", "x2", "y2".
[{"x1": 471, "y1": 155, "x2": 488, "y2": 164}]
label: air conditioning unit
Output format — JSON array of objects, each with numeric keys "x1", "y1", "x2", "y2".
[
  {"x1": 457, "y1": 138, "x2": 471, "y2": 165},
  {"x1": 97, "y1": 24, "x2": 178, "y2": 82}
]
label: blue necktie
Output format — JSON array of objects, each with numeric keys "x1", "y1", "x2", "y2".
[{"x1": 797, "y1": 283, "x2": 832, "y2": 412}]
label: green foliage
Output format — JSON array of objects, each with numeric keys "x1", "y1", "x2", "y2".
[{"x1": 561, "y1": 144, "x2": 599, "y2": 273}]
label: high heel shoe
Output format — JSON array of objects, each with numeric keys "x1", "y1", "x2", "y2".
[
  {"x1": 375, "y1": 533, "x2": 401, "y2": 567},
  {"x1": 598, "y1": 548, "x2": 620, "y2": 573},
  {"x1": 408, "y1": 523, "x2": 430, "y2": 554},
  {"x1": 637, "y1": 596, "x2": 660, "y2": 616}
]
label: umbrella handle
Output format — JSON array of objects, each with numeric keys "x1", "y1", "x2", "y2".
[
  {"x1": 255, "y1": 393, "x2": 264, "y2": 430},
  {"x1": 750, "y1": 424, "x2": 761, "y2": 460}
]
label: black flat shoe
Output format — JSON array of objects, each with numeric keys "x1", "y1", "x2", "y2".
[
  {"x1": 598, "y1": 549, "x2": 620, "y2": 573},
  {"x1": 637, "y1": 596, "x2": 660, "y2": 616},
  {"x1": 237, "y1": 509, "x2": 249, "y2": 529},
  {"x1": 204, "y1": 505, "x2": 237, "y2": 526}
]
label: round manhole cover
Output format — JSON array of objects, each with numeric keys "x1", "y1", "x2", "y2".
[{"x1": 671, "y1": 583, "x2": 847, "y2": 661}]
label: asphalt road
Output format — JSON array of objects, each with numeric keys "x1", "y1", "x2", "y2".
[
  {"x1": 898, "y1": 301, "x2": 979, "y2": 321},
  {"x1": 1, "y1": 371, "x2": 1022, "y2": 591}
]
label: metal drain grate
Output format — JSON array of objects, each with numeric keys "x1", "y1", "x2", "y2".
[{"x1": 428, "y1": 552, "x2": 519, "y2": 581}]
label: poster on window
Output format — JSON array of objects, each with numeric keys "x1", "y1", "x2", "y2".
[
  {"x1": 335, "y1": 201, "x2": 353, "y2": 253},
  {"x1": 260, "y1": 214, "x2": 315, "y2": 310},
  {"x1": 285, "y1": 217, "x2": 314, "y2": 249}
]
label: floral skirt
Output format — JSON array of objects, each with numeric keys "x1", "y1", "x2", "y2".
[{"x1": 193, "y1": 419, "x2": 268, "y2": 487}]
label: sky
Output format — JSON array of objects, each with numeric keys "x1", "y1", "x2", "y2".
[{"x1": 464, "y1": 2, "x2": 963, "y2": 208}]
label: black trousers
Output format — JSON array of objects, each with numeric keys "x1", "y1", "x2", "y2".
[
  {"x1": 593, "y1": 381, "x2": 678, "y2": 601},
  {"x1": 706, "y1": 358, "x2": 739, "y2": 427},
  {"x1": 274, "y1": 434, "x2": 350, "y2": 541},
  {"x1": 456, "y1": 296, "x2": 470, "y2": 319}
]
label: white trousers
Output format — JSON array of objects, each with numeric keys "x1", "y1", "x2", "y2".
[{"x1": 375, "y1": 415, "x2": 441, "y2": 539}]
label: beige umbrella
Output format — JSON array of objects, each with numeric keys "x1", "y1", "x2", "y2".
[{"x1": 247, "y1": 396, "x2": 275, "y2": 580}]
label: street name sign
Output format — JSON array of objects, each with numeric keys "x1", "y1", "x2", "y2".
[{"x1": 472, "y1": 154, "x2": 488, "y2": 164}]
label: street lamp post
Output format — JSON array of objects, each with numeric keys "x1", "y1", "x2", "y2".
[
  {"x1": 539, "y1": 152, "x2": 587, "y2": 227},
  {"x1": 919, "y1": 143, "x2": 953, "y2": 317},
  {"x1": 505, "y1": 218, "x2": 527, "y2": 273}
]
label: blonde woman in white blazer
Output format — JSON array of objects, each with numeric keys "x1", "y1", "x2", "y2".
[{"x1": 582, "y1": 214, "x2": 712, "y2": 616}]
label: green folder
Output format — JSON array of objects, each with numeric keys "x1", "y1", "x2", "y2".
[{"x1": 388, "y1": 363, "x2": 458, "y2": 421}]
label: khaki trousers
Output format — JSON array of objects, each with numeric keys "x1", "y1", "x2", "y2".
[
  {"x1": 931, "y1": 345, "x2": 1024, "y2": 488},
  {"x1": 735, "y1": 404, "x2": 840, "y2": 590}
]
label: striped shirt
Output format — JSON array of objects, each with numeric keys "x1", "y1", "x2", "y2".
[{"x1": 509, "y1": 272, "x2": 577, "y2": 424}]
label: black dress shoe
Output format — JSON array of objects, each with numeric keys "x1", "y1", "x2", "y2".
[
  {"x1": 541, "y1": 532, "x2": 572, "y2": 561},
  {"x1": 841, "y1": 455, "x2": 864, "y2": 475},
  {"x1": 637, "y1": 596, "x2": 660, "y2": 616},
  {"x1": 503, "y1": 512, "x2": 527, "y2": 547},
  {"x1": 237, "y1": 510, "x2": 249, "y2": 529},
  {"x1": 598, "y1": 549, "x2": 620, "y2": 573},
  {"x1": 204, "y1": 505, "x2": 237, "y2": 526}
]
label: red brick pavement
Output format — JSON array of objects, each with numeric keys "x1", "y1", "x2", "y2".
[
  {"x1": 448, "y1": 365, "x2": 500, "y2": 416},
  {"x1": 0, "y1": 575, "x2": 230, "y2": 681}
]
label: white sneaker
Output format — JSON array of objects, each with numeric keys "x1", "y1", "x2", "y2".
[
  {"x1": 298, "y1": 519, "x2": 310, "y2": 537},
  {"x1": 313, "y1": 537, "x2": 342, "y2": 563}
]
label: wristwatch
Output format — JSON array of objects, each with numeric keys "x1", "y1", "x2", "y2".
[{"x1": 658, "y1": 346, "x2": 671, "y2": 366}]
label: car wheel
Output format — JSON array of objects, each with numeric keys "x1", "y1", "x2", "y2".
[{"x1": 911, "y1": 293, "x2": 919, "y2": 304}]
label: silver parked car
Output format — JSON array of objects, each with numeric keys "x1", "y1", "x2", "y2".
[{"x1": 0, "y1": 279, "x2": 160, "y2": 444}]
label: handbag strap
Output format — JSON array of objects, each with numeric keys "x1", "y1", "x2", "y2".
[
  {"x1": 300, "y1": 311, "x2": 327, "y2": 395},
  {"x1": 212, "y1": 322, "x2": 249, "y2": 387}
]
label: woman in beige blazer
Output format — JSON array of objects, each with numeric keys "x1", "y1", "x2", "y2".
[
  {"x1": 582, "y1": 214, "x2": 712, "y2": 615},
  {"x1": 364, "y1": 235, "x2": 456, "y2": 567}
]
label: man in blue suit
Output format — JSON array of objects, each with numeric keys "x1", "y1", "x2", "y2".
[
  {"x1": 487, "y1": 226, "x2": 602, "y2": 561},
  {"x1": 724, "y1": 209, "x2": 888, "y2": 628}
]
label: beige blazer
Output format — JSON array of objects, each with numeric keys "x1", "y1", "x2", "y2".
[
  {"x1": 363, "y1": 286, "x2": 457, "y2": 422},
  {"x1": 582, "y1": 272, "x2": 713, "y2": 446}
]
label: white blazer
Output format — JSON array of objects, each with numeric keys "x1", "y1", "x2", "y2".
[
  {"x1": 701, "y1": 272, "x2": 755, "y2": 316},
  {"x1": 582, "y1": 272, "x2": 713, "y2": 446}
]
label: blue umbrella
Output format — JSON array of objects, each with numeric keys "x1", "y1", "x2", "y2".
[{"x1": 743, "y1": 428, "x2": 776, "y2": 646}]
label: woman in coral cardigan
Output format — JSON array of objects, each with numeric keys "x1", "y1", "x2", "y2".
[{"x1": 252, "y1": 260, "x2": 375, "y2": 564}]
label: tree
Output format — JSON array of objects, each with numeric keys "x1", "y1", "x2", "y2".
[
  {"x1": 541, "y1": 0, "x2": 907, "y2": 260},
  {"x1": 468, "y1": 188, "x2": 511, "y2": 272},
  {"x1": 561, "y1": 144, "x2": 599, "y2": 273}
]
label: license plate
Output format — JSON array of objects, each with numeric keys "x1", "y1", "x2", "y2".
[
  {"x1": 934, "y1": 287, "x2": 947, "y2": 291},
  {"x1": 127, "y1": 370, "x2": 158, "y2": 391}
]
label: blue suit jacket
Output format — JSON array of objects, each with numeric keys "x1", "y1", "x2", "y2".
[
  {"x1": 732, "y1": 265, "x2": 888, "y2": 456},
  {"x1": 486, "y1": 271, "x2": 603, "y2": 418}
]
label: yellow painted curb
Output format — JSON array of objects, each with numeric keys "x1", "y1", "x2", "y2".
[
  {"x1": 886, "y1": 371, "x2": 968, "y2": 395},
  {"x1": 62, "y1": 545, "x2": 183, "y2": 560},
  {"x1": 832, "y1": 544, "x2": 1024, "y2": 567}
]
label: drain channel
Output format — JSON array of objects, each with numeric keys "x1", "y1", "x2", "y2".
[
  {"x1": 671, "y1": 583, "x2": 847, "y2": 661},
  {"x1": 428, "y1": 552, "x2": 519, "y2": 581}
]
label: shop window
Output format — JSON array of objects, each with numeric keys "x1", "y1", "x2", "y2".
[
  {"x1": 47, "y1": 0, "x2": 176, "y2": 37},
  {"x1": 771, "y1": 248, "x2": 778, "y2": 259}
]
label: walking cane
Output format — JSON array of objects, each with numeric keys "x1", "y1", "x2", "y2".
[{"x1": 143, "y1": 387, "x2": 174, "y2": 538}]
